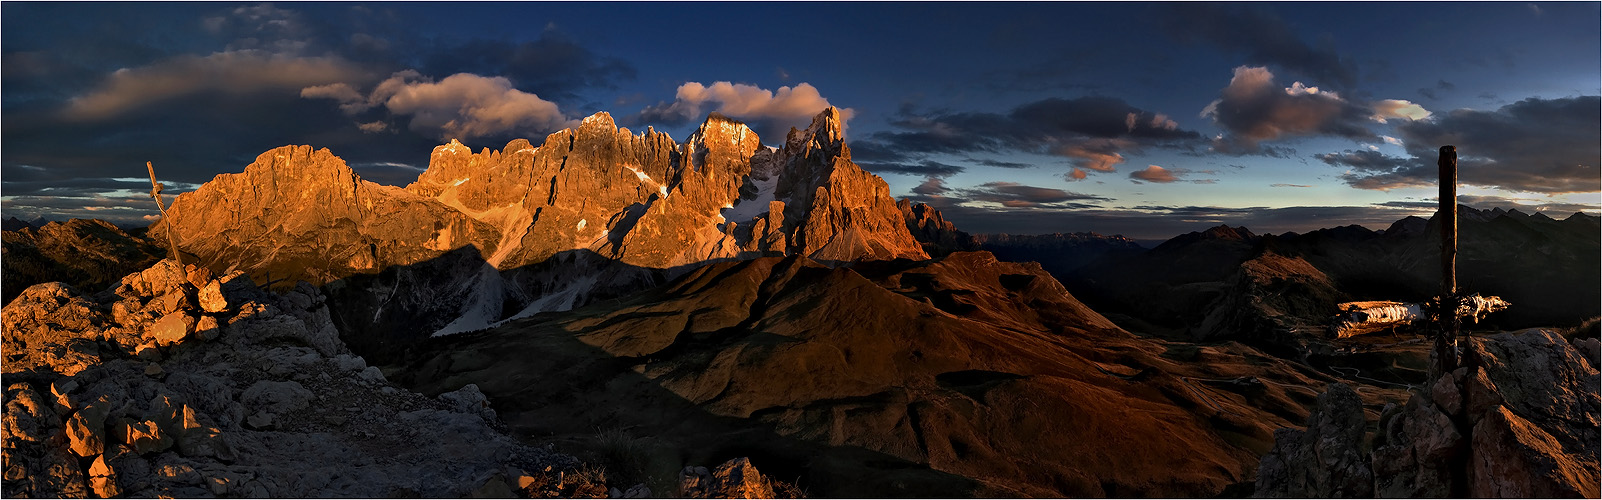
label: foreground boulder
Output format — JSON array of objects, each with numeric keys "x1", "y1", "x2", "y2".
[
  {"x1": 1, "y1": 260, "x2": 584, "y2": 498},
  {"x1": 1255, "y1": 328, "x2": 1600, "y2": 498}
]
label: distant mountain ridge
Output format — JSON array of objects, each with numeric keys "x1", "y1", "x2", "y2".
[
  {"x1": 1066, "y1": 206, "x2": 1601, "y2": 346},
  {"x1": 1, "y1": 219, "x2": 165, "y2": 304},
  {"x1": 973, "y1": 231, "x2": 1145, "y2": 276}
]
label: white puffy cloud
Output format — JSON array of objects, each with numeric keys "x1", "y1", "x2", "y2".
[
  {"x1": 1371, "y1": 99, "x2": 1432, "y2": 123},
  {"x1": 636, "y1": 81, "x2": 852, "y2": 134}
]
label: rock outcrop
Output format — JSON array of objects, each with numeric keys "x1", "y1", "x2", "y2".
[
  {"x1": 1, "y1": 261, "x2": 586, "y2": 498},
  {"x1": 3, "y1": 218, "x2": 165, "y2": 305},
  {"x1": 1255, "y1": 328, "x2": 1601, "y2": 498}
]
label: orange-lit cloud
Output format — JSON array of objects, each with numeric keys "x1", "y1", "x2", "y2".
[
  {"x1": 637, "y1": 82, "x2": 852, "y2": 133},
  {"x1": 303, "y1": 70, "x2": 574, "y2": 140},
  {"x1": 1202, "y1": 66, "x2": 1376, "y2": 151},
  {"x1": 64, "y1": 50, "x2": 365, "y2": 121},
  {"x1": 1130, "y1": 165, "x2": 1179, "y2": 183}
]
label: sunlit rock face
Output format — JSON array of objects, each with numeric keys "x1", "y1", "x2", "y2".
[
  {"x1": 154, "y1": 145, "x2": 500, "y2": 286},
  {"x1": 153, "y1": 107, "x2": 930, "y2": 340}
]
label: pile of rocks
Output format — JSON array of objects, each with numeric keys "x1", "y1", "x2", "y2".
[
  {"x1": 2, "y1": 260, "x2": 580, "y2": 497},
  {"x1": 1255, "y1": 328, "x2": 1600, "y2": 497}
]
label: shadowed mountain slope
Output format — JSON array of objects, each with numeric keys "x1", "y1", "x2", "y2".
[
  {"x1": 383, "y1": 251, "x2": 1368, "y2": 497},
  {"x1": 2, "y1": 219, "x2": 166, "y2": 305}
]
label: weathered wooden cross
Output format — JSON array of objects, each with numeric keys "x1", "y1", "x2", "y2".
[
  {"x1": 1435, "y1": 145, "x2": 1459, "y2": 374},
  {"x1": 146, "y1": 161, "x2": 184, "y2": 266}
]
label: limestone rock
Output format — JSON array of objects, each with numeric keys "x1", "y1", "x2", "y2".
[
  {"x1": 1253, "y1": 383, "x2": 1372, "y2": 498},
  {"x1": 148, "y1": 312, "x2": 196, "y2": 346},
  {"x1": 3, "y1": 383, "x2": 62, "y2": 447},
  {"x1": 1262, "y1": 329, "x2": 1599, "y2": 498},
  {"x1": 1471, "y1": 405, "x2": 1599, "y2": 498},
  {"x1": 439, "y1": 383, "x2": 497, "y2": 423},
  {"x1": 241, "y1": 380, "x2": 315, "y2": 415},
  {"x1": 88, "y1": 454, "x2": 121, "y2": 498},
  {"x1": 679, "y1": 457, "x2": 777, "y2": 499},
  {"x1": 66, "y1": 399, "x2": 110, "y2": 457},
  {"x1": 200, "y1": 271, "x2": 259, "y2": 313}
]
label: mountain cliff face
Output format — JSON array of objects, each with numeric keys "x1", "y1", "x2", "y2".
[
  {"x1": 152, "y1": 145, "x2": 501, "y2": 286},
  {"x1": 153, "y1": 108, "x2": 927, "y2": 341}
]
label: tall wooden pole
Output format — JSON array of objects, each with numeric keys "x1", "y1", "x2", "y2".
[
  {"x1": 1436, "y1": 146, "x2": 1458, "y2": 373},
  {"x1": 147, "y1": 161, "x2": 184, "y2": 267}
]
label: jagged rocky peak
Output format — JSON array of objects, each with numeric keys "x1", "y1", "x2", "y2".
[
  {"x1": 897, "y1": 199, "x2": 979, "y2": 257},
  {"x1": 774, "y1": 108, "x2": 927, "y2": 263}
]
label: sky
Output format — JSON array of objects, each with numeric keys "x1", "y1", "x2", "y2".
[{"x1": 3, "y1": 1, "x2": 1598, "y2": 241}]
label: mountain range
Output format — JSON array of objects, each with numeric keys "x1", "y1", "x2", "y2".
[{"x1": 2, "y1": 107, "x2": 1596, "y2": 498}]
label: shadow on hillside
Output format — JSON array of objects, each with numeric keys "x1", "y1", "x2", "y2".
[
  {"x1": 322, "y1": 246, "x2": 678, "y2": 366},
  {"x1": 349, "y1": 256, "x2": 988, "y2": 497}
]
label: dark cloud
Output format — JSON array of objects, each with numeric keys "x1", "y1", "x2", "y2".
[
  {"x1": 1318, "y1": 149, "x2": 1412, "y2": 171},
  {"x1": 925, "y1": 203, "x2": 1431, "y2": 241},
  {"x1": 1161, "y1": 3, "x2": 1360, "y2": 90},
  {"x1": 1418, "y1": 79, "x2": 1456, "y2": 101},
  {"x1": 912, "y1": 176, "x2": 950, "y2": 196},
  {"x1": 1270, "y1": 183, "x2": 1313, "y2": 188},
  {"x1": 1336, "y1": 96, "x2": 1600, "y2": 193},
  {"x1": 953, "y1": 182, "x2": 1110, "y2": 208},
  {"x1": 1127, "y1": 165, "x2": 1219, "y2": 184},
  {"x1": 415, "y1": 34, "x2": 636, "y2": 103},
  {"x1": 966, "y1": 158, "x2": 1034, "y2": 169},
  {"x1": 859, "y1": 96, "x2": 1202, "y2": 178},
  {"x1": 859, "y1": 161, "x2": 965, "y2": 178},
  {"x1": 1202, "y1": 66, "x2": 1380, "y2": 152},
  {"x1": 1376, "y1": 195, "x2": 1599, "y2": 215}
]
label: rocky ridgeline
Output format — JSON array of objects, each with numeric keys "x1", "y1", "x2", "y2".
[
  {"x1": 141, "y1": 107, "x2": 936, "y2": 340},
  {"x1": 2, "y1": 219, "x2": 165, "y2": 305},
  {"x1": 1255, "y1": 329, "x2": 1601, "y2": 497},
  {"x1": 897, "y1": 199, "x2": 978, "y2": 257},
  {"x1": 154, "y1": 107, "x2": 925, "y2": 287}
]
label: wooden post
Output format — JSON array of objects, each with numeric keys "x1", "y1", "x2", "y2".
[
  {"x1": 146, "y1": 161, "x2": 184, "y2": 267},
  {"x1": 1436, "y1": 145, "x2": 1458, "y2": 373}
]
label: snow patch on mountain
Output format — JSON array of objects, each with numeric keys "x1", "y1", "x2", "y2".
[{"x1": 431, "y1": 262, "x2": 505, "y2": 337}]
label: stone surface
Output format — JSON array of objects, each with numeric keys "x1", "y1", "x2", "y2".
[
  {"x1": 1253, "y1": 383, "x2": 1373, "y2": 498},
  {"x1": 678, "y1": 457, "x2": 783, "y2": 499},
  {"x1": 1260, "y1": 328, "x2": 1600, "y2": 498},
  {"x1": 148, "y1": 312, "x2": 196, "y2": 346},
  {"x1": 1, "y1": 259, "x2": 587, "y2": 498},
  {"x1": 1471, "y1": 405, "x2": 1599, "y2": 498}
]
